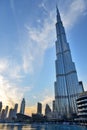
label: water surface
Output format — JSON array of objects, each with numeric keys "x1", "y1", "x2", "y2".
[{"x1": 0, "y1": 123, "x2": 87, "y2": 130}]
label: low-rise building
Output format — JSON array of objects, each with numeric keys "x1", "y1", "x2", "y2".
[{"x1": 76, "y1": 91, "x2": 87, "y2": 122}]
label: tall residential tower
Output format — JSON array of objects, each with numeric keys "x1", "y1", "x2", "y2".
[
  {"x1": 37, "y1": 102, "x2": 42, "y2": 115},
  {"x1": 54, "y1": 7, "x2": 84, "y2": 118},
  {"x1": 20, "y1": 98, "x2": 25, "y2": 114}
]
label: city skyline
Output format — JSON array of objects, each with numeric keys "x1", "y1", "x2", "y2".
[{"x1": 0, "y1": 0, "x2": 87, "y2": 115}]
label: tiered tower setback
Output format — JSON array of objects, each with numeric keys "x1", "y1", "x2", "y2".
[{"x1": 54, "y1": 7, "x2": 84, "y2": 118}]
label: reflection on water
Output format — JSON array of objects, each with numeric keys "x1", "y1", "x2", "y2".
[{"x1": 0, "y1": 123, "x2": 86, "y2": 130}]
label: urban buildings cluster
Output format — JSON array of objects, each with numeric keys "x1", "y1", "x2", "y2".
[
  {"x1": 0, "y1": 98, "x2": 53, "y2": 122},
  {"x1": 0, "y1": 98, "x2": 25, "y2": 122}
]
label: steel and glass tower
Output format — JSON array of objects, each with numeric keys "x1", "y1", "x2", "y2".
[
  {"x1": 20, "y1": 98, "x2": 25, "y2": 114},
  {"x1": 37, "y1": 102, "x2": 42, "y2": 115},
  {"x1": 54, "y1": 7, "x2": 84, "y2": 118}
]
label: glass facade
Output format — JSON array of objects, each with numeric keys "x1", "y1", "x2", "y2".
[{"x1": 54, "y1": 8, "x2": 84, "y2": 118}]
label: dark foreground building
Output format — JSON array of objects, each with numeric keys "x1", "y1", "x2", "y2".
[{"x1": 16, "y1": 113, "x2": 31, "y2": 122}]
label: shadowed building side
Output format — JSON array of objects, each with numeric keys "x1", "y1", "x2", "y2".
[{"x1": 37, "y1": 102, "x2": 42, "y2": 115}]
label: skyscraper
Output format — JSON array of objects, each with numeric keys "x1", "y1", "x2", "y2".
[
  {"x1": 1, "y1": 109, "x2": 5, "y2": 120},
  {"x1": 8, "y1": 108, "x2": 14, "y2": 120},
  {"x1": 53, "y1": 100, "x2": 56, "y2": 112},
  {"x1": 45, "y1": 104, "x2": 51, "y2": 116},
  {"x1": 4, "y1": 106, "x2": 8, "y2": 119},
  {"x1": 37, "y1": 102, "x2": 42, "y2": 114},
  {"x1": 20, "y1": 98, "x2": 25, "y2": 114},
  {"x1": 1, "y1": 106, "x2": 8, "y2": 120},
  {"x1": 54, "y1": 7, "x2": 84, "y2": 118},
  {"x1": 0, "y1": 102, "x2": 2, "y2": 112},
  {"x1": 13, "y1": 103, "x2": 18, "y2": 118}
]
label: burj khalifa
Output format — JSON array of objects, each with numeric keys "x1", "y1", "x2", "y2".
[{"x1": 54, "y1": 7, "x2": 84, "y2": 118}]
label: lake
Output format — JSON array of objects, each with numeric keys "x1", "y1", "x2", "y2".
[{"x1": 0, "y1": 123, "x2": 87, "y2": 130}]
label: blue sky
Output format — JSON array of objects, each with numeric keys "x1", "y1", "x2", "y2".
[{"x1": 0, "y1": 0, "x2": 87, "y2": 115}]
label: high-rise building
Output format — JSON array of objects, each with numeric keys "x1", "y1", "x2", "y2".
[
  {"x1": 0, "y1": 102, "x2": 2, "y2": 112},
  {"x1": 1, "y1": 106, "x2": 8, "y2": 120},
  {"x1": 53, "y1": 100, "x2": 56, "y2": 112},
  {"x1": 45, "y1": 104, "x2": 51, "y2": 116},
  {"x1": 8, "y1": 108, "x2": 14, "y2": 120},
  {"x1": 20, "y1": 98, "x2": 25, "y2": 114},
  {"x1": 8, "y1": 104, "x2": 18, "y2": 120},
  {"x1": 4, "y1": 106, "x2": 8, "y2": 119},
  {"x1": 54, "y1": 7, "x2": 84, "y2": 118},
  {"x1": 79, "y1": 81, "x2": 84, "y2": 92},
  {"x1": 76, "y1": 91, "x2": 87, "y2": 122},
  {"x1": 13, "y1": 103, "x2": 18, "y2": 118},
  {"x1": 1, "y1": 109, "x2": 5, "y2": 120},
  {"x1": 37, "y1": 102, "x2": 42, "y2": 114}
]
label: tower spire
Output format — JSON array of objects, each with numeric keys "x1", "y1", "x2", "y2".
[{"x1": 56, "y1": 1, "x2": 61, "y2": 22}]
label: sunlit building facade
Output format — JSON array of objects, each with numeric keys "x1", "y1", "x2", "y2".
[{"x1": 54, "y1": 7, "x2": 84, "y2": 118}]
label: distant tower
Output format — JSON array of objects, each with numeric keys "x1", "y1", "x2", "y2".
[
  {"x1": 14, "y1": 104, "x2": 18, "y2": 114},
  {"x1": 4, "y1": 106, "x2": 8, "y2": 119},
  {"x1": 1, "y1": 106, "x2": 8, "y2": 120},
  {"x1": 53, "y1": 100, "x2": 56, "y2": 112},
  {"x1": 0, "y1": 102, "x2": 2, "y2": 112},
  {"x1": 37, "y1": 102, "x2": 42, "y2": 114},
  {"x1": 1, "y1": 109, "x2": 5, "y2": 120},
  {"x1": 54, "y1": 7, "x2": 84, "y2": 118},
  {"x1": 8, "y1": 108, "x2": 14, "y2": 120},
  {"x1": 20, "y1": 98, "x2": 25, "y2": 114},
  {"x1": 13, "y1": 103, "x2": 18, "y2": 118},
  {"x1": 79, "y1": 81, "x2": 84, "y2": 92},
  {"x1": 45, "y1": 104, "x2": 51, "y2": 116}
]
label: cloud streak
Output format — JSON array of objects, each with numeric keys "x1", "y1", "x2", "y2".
[
  {"x1": 22, "y1": 11, "x2": 56, "y2": 74},
  {"x1": 61, "y1": 0, "x2": 87, "y2": 29},
  {"x1": 0, "y1": 75, "x2": 23, "y2": 108}
]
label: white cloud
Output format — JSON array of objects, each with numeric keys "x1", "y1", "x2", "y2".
[
  {"x1": 0, "y1": 74, "x2": 33, "y2": 110},
  {"x1": 10, "y1": 0, "x2": 15, "y2": 13},
  {"x1": 8, "y1": 60, "x2": 23, "y2": 81},
  {"x1": 0, "y1": 75, "x2": 23, "y2": 109},
  {"x1": 0, "y1": 58, "x2": 23, "y2": 81},
  {"x1": 39, "y1": 2, "x2": 49, "y2": 14},
  {"x1": 22, "y1": 11, "x2": 56, "y2": 74},
  {"x1": 0, "y1": 59, "x2": 8, "y2": 73},
  {"x1": 61, "y1": 0, "x2": 87, "y2": 29},
  {"x1": 0, "y1": 57, "x2": 24, "y2": 110}
]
